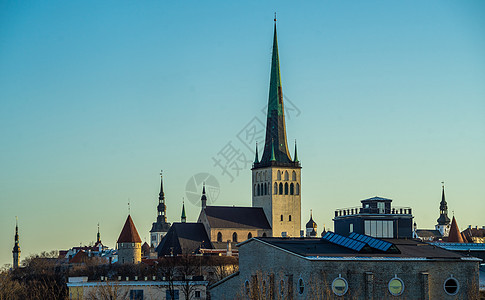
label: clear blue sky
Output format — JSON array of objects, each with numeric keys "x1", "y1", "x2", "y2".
[{"x1": 1, "y1": 1, "x2": 484, "y2": 267}]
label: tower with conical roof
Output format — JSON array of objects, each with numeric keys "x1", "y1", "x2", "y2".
[
  {"x1": 12, "y1": 217, "x2": 20, "y2": 268},
  {"x1": 435, "y1": 183, "x2": 451, "y2": 236},
  {"x1": 181, "y1": 201, "x2": 187, "y2": 223},
  {"x1": 252, "y1": 18, "x2": 301, "y2": 237},
  {"x1": 117, "y1": 215, "x2": 142, "y2": 264},
  {"x1": 150, "y1": 171, "x2": 171, "y2": 248}
]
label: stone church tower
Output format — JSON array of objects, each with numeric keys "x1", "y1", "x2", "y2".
[
  {"x1": 435, "y1": 183, "x2": 451, "y2": 237},
  {"x1": 150, "y1": 172, "x2": 171, "y2": 248},
  {"x1": 252, "y1": 20, "x2": 301, "y2": 237}
]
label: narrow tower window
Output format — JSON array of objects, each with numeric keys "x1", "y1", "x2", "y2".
[
  {"x1": 264, "y1": 183, "x2": 268, "y2": 195},
  {"x1": 280, "y1": 215, "x2": 284, "y2": 221},
  {"x1": 290, "y1": 183, "x2": 294, "y2": 195},
  {"x1": 289, "y1": 215, "x2": 292, "y2": 221},
  {"x1": 279, "y1": 183, "x2": 283, "y2": 195},
  {"x1": 284, "y1": 171, "x2": 289, "y2": 181},
  {"x1": 296, "y1": 183, "x2": 300, "y2": 195},
  {"x1": 257, "y1": 184, "x2": 260, "y2": 196},
  {"x1": 232, "y1": 232, "x2": 238, "y2": 242},
  {"x1": 277, "y1": 171, "x2": 281, "y2": 181},
  {"x1": 285, "y1": 183, "x2": 289, "y2": 195},
  {"x1": 248, "y1": 232, "x2": 252, "y2": 239},
  {"x1": 274, "y1": 183, "x2": 278, "y2": 195},
  {"x1": 292, "y1": 171, "x2": 296, "y2": 181}
]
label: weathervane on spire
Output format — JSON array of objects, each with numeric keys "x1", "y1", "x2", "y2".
[
  {"x1": 274, "y1": 12, "x2": 277, "y2": 23},
  {"x1": 160, "y1": 170, "x2": 163, "y2": 177},
  {"x1": 128, "y1": 200, "x2": 131, "y2": 215},
  {"x1": 441, "y1": 181, "x2": 445, "y2": 188}
]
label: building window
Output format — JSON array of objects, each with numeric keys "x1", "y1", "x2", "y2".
[
  {"x1": 388, "y1": 276, "x2": 404, "y2": 296},
  {"x1": 232, "y1": 232, "x2": 238, "y2": 242},
  {"x1": 284, "y1": 171, "x2": 289, "y2": 181},
  {"x1": 279, "y1": 183, "x2": 283, "y2": 195},
  {"x1": 280, "y1": 215, "x2": 284, "y2": 221},
  {"x1": 290, "y1": 183, "x2": 294, "y2": 195},
  {"x1": 331, "y1": 275, "x2": 348, "y2": 296},
  {"x1": 378, "y1": 202, "x2": 385, "y2": 214},
  {"x1": 217, "y1": 232, "x2": 222, "y2": 242},
  {"x1": 289, "y1": 215, "x2": 292, "y2": 222},
  {"x1": 279, "y1": 279, "x2": 285, "y2": 296},
  {"x1": 444, "y1": 276, "x2": 459, "y2": 295},
  {"x1": 349, "y1": 223, "x2": 354, "y2": 233},
  {"x1": 166, "y1": 290, "x2": 179, "y2": 300},
  {"x1": 195, "y1": 290, "x2": 201, "y2": 298},
  {"x1": 264, "y1": 183, "x2": 268, "y2": 195},
  {"x1": 274, "y1": 183, "x2": 278, "y2": 195},
  {"x1": 262, "y1": 232, "x2": 267, "y2": 237},
  {"x1": 130, "y1": 290, "x2": 143, "y2": 300},
  {"x1": 292, "y1": 171, "x2": 296, "y2": 181},
  {"x1": 257, "y1": 184, "x2": 261, "y2": 196},
  {"x1": 298, "y1": 277, "x2": 305, "y2": 294},
  {"x1": 244, "y1": 280, "x2": 250, "y2": 294},
  {"x1": 277, "y1": 171, "x2": 281, "y2": 180},
  {"x1": 296, "y1": 183, "x2": 300, "y2": 195},
  {"x1": 254, "y1": 184, "x2": 257, "y2": 196},
  {"x1": 364, "y1": 220, "x2": 394, "y2": 238},
  {"x1": 248, "y1": 232, "x2": 252, "y2": 239},
  {"x1": 284, "y1": 183, "x2": 289, "y2": 195}
]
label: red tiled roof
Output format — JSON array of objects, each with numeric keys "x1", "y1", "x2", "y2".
[
  {"x1": 69, "y1": 250, "x2": 88, "y2": 264},
  {"x1": 448, "y1": 216, "x2": 464, "y2": 243},
  {"x1": 117, "y1": 215, "x2": 142, "y2": 243}
]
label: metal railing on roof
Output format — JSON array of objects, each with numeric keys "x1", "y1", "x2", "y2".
[{"x1": 334, "y1": 206, "x2": 412, "y2": 217}]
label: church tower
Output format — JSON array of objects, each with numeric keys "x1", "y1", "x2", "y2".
[
  {"x1": 12, "y1": 217, "x2": 20, "y2": 268},
  {"x1": 252, "y1": 19, "x2": 301, "y2": 237},
  {"x1": 435, "y1": 183, "x2": 451, "y2": 236},
  {"x1": 117, "y1": 215, "x2": 142, "y2": 264},
  {"x1": 150, "y1": 171, "x2": 171, "y2": 248}
]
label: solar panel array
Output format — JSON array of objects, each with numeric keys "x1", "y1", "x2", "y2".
[
  {"x1": 322, "y1": 232, "x2": 367, "y2": 252},
  {"x1": 349, "y1": 232, "x2": 393, "y2": 252}
]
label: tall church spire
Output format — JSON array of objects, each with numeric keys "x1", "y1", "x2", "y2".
[
  {"x1": 437, "y1": 182, "x2": 450, "y2": 225},
  {"x1": 12, "y1": 216, "x2": 20, "y2": 268},
  {"x1": 255, "y1": 20, "x2": 297, "y2": 168},
  {"x1": 201, "y1": 183, "x2": 207, "y2": 210},
  {"x1": 150, "y1": 171, "x2": 171, "y2": 248}
]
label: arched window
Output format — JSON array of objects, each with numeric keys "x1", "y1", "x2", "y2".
[
  {"x1": 217, "y1": 232, "x2": 222, "y2": 242},
  {"x1": 232, "y1": 232, "x2": 238, "y2": 242},
  {"x1": 296, "y1": 183, "x2": 300, "y2": 195},
  {"x1": 284, "y1": 171, "x2": 289, "y2": 181},
  {"x1": 292, "y1": 171, "x2": 296, "y2": 181},
  {"x1": 289, "y1": 215, "x2": 292, "y2": 221},
  {"x1": 264, "y1": 183, "x2": 268, "y2": 195},
  {"x1": 277, "y1": 171, "x2": 281, "y2": 181},
  {"x1": 280, "y1": 215, "x2": 284, "y2": 221},
  {"x1": 274, "y1": 183, "x2": 278, "y2": 195},
  {"x1": 247, "y1": 232, "x2": 252, "y2": 239},
  {"x1": 262, "y1": 232, "x2": 267, "y2": 237},
  {"x1": 290, "y1": 183, "x2": 294, "y2": 195},
  {"x1": 284, "y1": 183, "x2": 289, "y2": 195},
  {"x1": 264, "y1": 171, "x2": 268, "y2": 181},
  {"x1": 254, "y1": 184, "x2": 257, "y2": 196},
  {"x1": 279, "y1": 183, "x2": 283, "y2": 195},
  {"x1": 257, "y1": 184, "x2": 260, "y2": 196},
  {"x1": 298, "y1": 278, "x2": 305, "y2": 294}
]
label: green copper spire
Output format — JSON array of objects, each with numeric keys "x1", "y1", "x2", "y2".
[
  {"x1": 270, "y1": 139, "x2": 276, "y2": 161},
  {"x1": 254, "y1": 142, "x2": 259, "y2": 164},
  {"x1": 256, "y1": 19, "x2": 295, "y2": 166},
  {"x1": 181, "y1": 200, "x2": 186, "y2": 223},
  {"x1": 293, "y1": 140, "x2": 299, "y2": 162}
]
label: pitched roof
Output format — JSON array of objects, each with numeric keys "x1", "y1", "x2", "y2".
[
  {"x1": 156, "y1": 223, "x2": 213, "y2": 256},
  {"x1": 203, "y1": 206, "x2": 271, "y2": 229},
  {"x1": 416, "y1": 229, "x2": 442, "y2": 238},
  {"x1": 447, "y1": 216, "x2": 464, "y2": 243},
  {"x1": 117, "y1": 215, "x2": 142, "y2": 243}
]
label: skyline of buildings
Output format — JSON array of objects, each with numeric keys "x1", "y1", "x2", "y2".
[{"x1": 2, "y1": 1, "x2": 484, "y2": 268}]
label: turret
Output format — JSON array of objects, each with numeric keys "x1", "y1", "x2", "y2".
[{"x1": 12, "y1": 217, "x2": 20, "y2": 268}]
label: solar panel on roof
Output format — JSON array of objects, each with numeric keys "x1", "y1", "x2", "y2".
[
  {"x1": 348, "y1": 232, "x2": 393, "y2": 252},
  {"x1": 322, "y1": 232, "x2": 366, "y2": 252}
]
